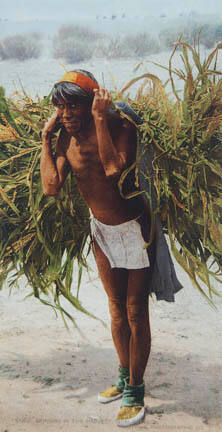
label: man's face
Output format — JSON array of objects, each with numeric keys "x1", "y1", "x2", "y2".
[{"x1": 56, "y1": 101, "x2": 91, "y2": 134}]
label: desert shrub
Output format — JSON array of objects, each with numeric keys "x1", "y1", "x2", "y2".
[
  {"x1": 159, "y1": 28, "x2": 178, "y2": 50},
  {"x1": 0, "y1": 33, "x2": 42, "y2": 61},
  {"x1": 215, "y1": 24, "x2": 222, "y2": 41},
  {"x1": 92, "y1": 36, "x2": 109, "y2": 58},
  {"x1": 57, "y1": 24, "x2": 101, "y2": 43},
  {"x1": 200, "y1": 25, "x2": 216, "y2": 49},
  {"x1": 201, "y1": 24, "x2": 222, "y2": 49},
  {"x1": 159, "y1": 27, "x2": 197, "y2": 49},
  {"x1": 97, "y1": 33, "x2": 160, "y2": 59},
  {"x1": 159, "y1": 22, "x2": 222, "y2": 50},
  {"x1": 28, "y1": 31, "x2": 44, "y2": 41},
  {"x1": 0, "y1": 42, "x2": 5, "y2": 60},
  {"x1": 52, "y1": 24, "x2": 102, "y2": 63},
  {"x1": 53, "y1": 37, "x2": 92, "y2": 63},
  {"x1": 123, "y1": 32, "x2": 160, "y2": 57},
  {"x1": 95, "y1": 37, "x2": 131, "y2": 59}
]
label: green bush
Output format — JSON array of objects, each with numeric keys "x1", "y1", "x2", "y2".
[{"x1": 0, "y1": 33, "x2": 42, "y2": 61}]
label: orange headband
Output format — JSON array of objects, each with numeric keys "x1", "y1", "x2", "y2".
[{"x1": 58, "y1": 71, "x2": 99, "y2": 95}]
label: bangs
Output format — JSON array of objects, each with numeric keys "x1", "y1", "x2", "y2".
[{"x1": 51, "y1": 81, "x2": 92, "y2": 106}]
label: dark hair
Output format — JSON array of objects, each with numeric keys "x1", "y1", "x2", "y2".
[{"x1": 52, "y1": 69, "x2": 98, "y2": 106}]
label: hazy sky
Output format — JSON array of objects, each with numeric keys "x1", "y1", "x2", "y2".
[{"x1": 3, "y1": 0, "x2": 222, "y2": 21}]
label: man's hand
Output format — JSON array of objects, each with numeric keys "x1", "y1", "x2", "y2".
[
  {"x1": 42, "y1": 110, "x2": 62, "y2": 141},
  {"x1": 91, "y1": 88, "x2": 112, "y2": 120}
]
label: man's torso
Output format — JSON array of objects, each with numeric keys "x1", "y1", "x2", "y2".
[{"x1": 61, "y1": 114, "x2": 144, "y2": 225}]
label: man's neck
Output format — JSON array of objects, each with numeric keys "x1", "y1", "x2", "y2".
[{"x1": 72, "y1": 115, "x2": 95, "y2": 142}]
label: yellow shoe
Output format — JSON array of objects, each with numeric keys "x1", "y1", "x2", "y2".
[
  {"x1": 116, "y1": 378, "x2": 145, "y2": 427},
  {"x1": 98, "y1": 385, "x2": 123, "y2": 403},
  {"x1": 116, "y1": 405, "x2": 145, "y2": 427},
  {"x1": 98, "y1": 366, "x2": 129, "y2": 404}
]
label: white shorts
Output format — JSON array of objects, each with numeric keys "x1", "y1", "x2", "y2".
[{"x1": 90, "y1": 217, "x2": 150, "y2": 269}]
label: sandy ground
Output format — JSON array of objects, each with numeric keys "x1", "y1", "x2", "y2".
[{"x1": 0, "y1": 254, "x2": 222, "y2": 432}]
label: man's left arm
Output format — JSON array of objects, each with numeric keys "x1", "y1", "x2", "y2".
[{"x1": 92, "y1": 88, "x2": 136, "y2": 177}]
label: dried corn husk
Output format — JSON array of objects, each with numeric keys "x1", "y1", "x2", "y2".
[
  {"x1": 0, "y1": 87, "x2": 101, "y2": 327},
  {"x1": 117, "y1": 42, "x2": 222, "y2": 303}
]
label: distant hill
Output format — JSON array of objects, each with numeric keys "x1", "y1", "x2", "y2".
[
  {"x1": 0, "y1": 17, "x2": 159, "y2": 39},
  {"x1": 0, "y1": 20, "x2": 62, "y2": 38},
  {"x1": 0, "y1": 12, "x2": 221, "y2": 39}
]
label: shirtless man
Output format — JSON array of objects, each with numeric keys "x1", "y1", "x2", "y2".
[{"x1": 40, "y1": 70, "x2": 154, "y2": 427}]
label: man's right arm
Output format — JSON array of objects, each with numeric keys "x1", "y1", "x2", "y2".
[{"x1": 40, "y1": 113, "x2": 70, "y2": 195}]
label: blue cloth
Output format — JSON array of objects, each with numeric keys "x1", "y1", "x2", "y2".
[
  {"x1": 115, "y1": 102, "x2": 183, "y2": 302},
  {"x1": 115, "y1": 101, "x2": 143, "y2": 125}
]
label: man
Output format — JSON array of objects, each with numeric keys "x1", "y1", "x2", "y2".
[{"x1": 40, "y1": 69, "x2": 181, "y2": 427}]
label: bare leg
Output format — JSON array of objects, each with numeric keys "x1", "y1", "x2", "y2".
[
  {"x1": 94, "y1": 237, "x2": 152, "y2": 385},
  {"x1": 93, "y1": 239, "x2": 131, "y2": 368},
  {"x1": 127, "y1": 268, "x2": 151, "y2": 386}
]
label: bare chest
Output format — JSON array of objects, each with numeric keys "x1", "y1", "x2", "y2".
[{"x1": 66, "y1": 136, "x2": 103, "y2": 178}]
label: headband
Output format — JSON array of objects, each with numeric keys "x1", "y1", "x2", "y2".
[{"x1": 58, "y1": 71, "x2": 99, "y2": 95}]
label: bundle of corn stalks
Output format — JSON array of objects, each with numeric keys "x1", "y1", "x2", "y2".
[
  {"x1": 0, "y1": 86, "x2": 96, "y2": 327},
  {"x1": 117, "y1": 41, "x2": 222, "y2": 303},
  {"x1": 0, "y1": 42, "x2": 221, "y2": 322}
]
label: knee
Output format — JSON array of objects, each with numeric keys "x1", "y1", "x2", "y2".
[
  {"x1": 108, "y1": 299, "x2": 127, "y2": 325},
  {"x1": 127, "y1": 303, "x2": 149, "y2": 332}
]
